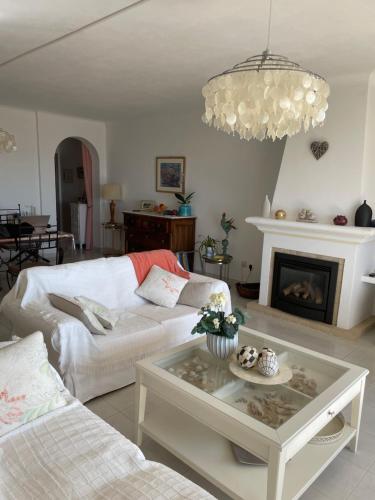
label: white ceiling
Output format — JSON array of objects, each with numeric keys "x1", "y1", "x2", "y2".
[{"x1": 0, "y1": 0, "x2": 374, "y2": 120}]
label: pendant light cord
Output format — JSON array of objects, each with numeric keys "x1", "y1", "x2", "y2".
[{"x1": 265, "y1": 0, "x2": 273, "y2": 53}]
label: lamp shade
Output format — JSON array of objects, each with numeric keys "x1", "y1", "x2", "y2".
[{"x1": 102, "y1": 183, "x2": 122, "y2": 200}]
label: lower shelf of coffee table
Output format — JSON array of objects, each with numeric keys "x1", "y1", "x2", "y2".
[{"x1": 140, "y1": 403, "x2": 356, "y2": 500}]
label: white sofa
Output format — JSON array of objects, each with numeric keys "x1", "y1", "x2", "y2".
[
  {"x1": 0, "y1": 340, "x2": 213, "y2": 500},
  {"x1": 0, "y1": 255, "x2": 231, "y2": 402}
]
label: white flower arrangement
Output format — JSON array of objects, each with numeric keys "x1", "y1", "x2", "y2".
[{"x1": 192, "y1": 292, "x2": 245, "y2": 339}]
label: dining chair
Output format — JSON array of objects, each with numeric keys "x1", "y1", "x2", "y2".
[
  {"x1": 0, "y1": 204, "x2": 21, "y2": 224},
  {"x1": 6, "y1": 227, "x2": 60, "y2": 288}
]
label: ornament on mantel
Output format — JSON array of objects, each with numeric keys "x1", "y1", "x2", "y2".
[
  {"x1": 355, "y1": 200, "x2": 372, "y2": 227},
  {"x1": 262, "y1": 195, "x2": 271, "y2": 218},
  {"x1": 333, "y1": 215, "x2": 348, "y2": 226},
  {"x1": 297, "y1": 208, "x2": 317, "y2": 223},
  {"x1": 274, "y1": 209, "x2": 287, "y2": 220}
]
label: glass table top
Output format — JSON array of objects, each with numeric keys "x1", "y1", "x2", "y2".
[{"x1": 154, "y1": 329, "x2": 348, "y2": 430}]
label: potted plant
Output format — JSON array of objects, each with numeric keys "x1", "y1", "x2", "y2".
[
  {"x1": 192, "y1": 292, "x2": 245, "y2": 360},
  {"x1": 199, "y1": 235, "x2": 217, "y2": 258},
  {"x1": 175, "y1": 192, "x2": 195, "y2": 216}
]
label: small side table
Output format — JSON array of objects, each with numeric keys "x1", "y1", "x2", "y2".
[
  {"x1": 201, "y1": 254, "x2": 233, "y2": 283},
  {"x1": 101, "y1": 222, "x2": 124, "y2": 257}
]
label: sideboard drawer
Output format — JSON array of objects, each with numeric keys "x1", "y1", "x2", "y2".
[
  {"x1": 141, "y1": 218, "x2": 169, "y2": 233},
  {"x1": 127, "y1": 233, "x2": 169, "y2": 252}
]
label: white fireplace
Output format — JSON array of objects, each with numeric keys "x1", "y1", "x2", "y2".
[{"x1": 246, "y1": 217, "x2": 375, "y2": 330}]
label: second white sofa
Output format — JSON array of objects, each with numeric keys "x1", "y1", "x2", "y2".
[{"x1": 0, "y1": 255, "x2": 231, "y2": 402}]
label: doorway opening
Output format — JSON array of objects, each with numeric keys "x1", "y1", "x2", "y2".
[{"x1": 54, "y1": 137, "x2": 99, "y2": 250}]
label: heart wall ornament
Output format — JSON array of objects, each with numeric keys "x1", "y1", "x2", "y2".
[{"x1": 311, "y1": 141, "x2": 329, "y2": 160}]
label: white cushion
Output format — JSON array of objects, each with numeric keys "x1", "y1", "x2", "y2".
[
  {"x1": 75, "y1": 296, "x2": 119, "y2": 329},
  {"x1": 49, "y1": 293, "x2": 106, "y2": 335},
  {"x1": 178, "y1": 280, "x2": 221, "y2": 308},
  {"x1": 0, "y1": 331, "x2": 66, "y2": 437},
  {"x1": 135, "y1": 265, "x2": 188, "y2": 308}
]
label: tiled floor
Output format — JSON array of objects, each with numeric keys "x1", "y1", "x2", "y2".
[{"x1": 84, "y1": 286, "x2": 375, "y2": 500}]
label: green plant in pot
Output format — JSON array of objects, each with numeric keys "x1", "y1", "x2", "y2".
[
  {"x1": 175, "y1": 192, "x2": 194, "y2": 216},
  {"x1": 192, "y1": 292, "x2": 245, "y2": 360},
  {"x1": 199, "y1": 235, "x2": 218, "y2": 258}
]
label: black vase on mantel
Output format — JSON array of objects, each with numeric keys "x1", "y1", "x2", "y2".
[{"x1": 355, "y1": 200, "x2": 372, "y2": 227}]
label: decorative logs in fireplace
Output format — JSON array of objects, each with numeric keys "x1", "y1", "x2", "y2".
[{"x1": 282, "y1": 281, "x2": 323, "y2": 305}]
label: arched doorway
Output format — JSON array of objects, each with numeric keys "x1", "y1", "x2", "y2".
[{"x1": 54, "y1": 137, "x2": 100, "y2": 250}]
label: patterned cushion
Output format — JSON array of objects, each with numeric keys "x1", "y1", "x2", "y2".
[
  {"x1": 49, "y1": 293, "x2": 106, "y2": 335},
  {"x1": 75, "y1": 296, "x2": 119, "y2": 329},
  {"x1": 0, "y1": 331, "x2": 67, "y2": 437},
  {"x1": 135, "y1": 265, "x2": 188, "y2": 308}
]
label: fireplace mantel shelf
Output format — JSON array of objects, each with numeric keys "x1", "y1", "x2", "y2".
[{"x1": 245, "y1": 217, "x2": 375, "y2": 244}]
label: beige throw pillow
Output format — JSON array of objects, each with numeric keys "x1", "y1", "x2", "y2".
[
  {"x1": 49, "y1": 293, "x2": 106, "y2": 335},
  {"x1": 0, "y1": 331, "x2": 67, "y2": 437},
  {"x1": 135, "y1": 265, "x2": 188, "y2": 308},
  {"x1": 75, "y1": 296, "x2": 119, "y2": 329},
  {"x1": 178, "y1": 281, "x2": 220, "y2": 308}
]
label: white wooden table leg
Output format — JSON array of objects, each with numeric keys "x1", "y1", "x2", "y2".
[
  {"x1": 267, "y1": 447, "x2": 286, "y2": 500},
  {"x1": 134, "y1": 378, "x2": 147, "y2": 447},
  {"x1": 348, "y1": 378, "x2": 366, "y2": 453}
]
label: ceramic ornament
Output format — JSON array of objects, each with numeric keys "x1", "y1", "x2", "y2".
[
  {"x1": 257, "y1": 347, "x2": 279, "y2": 377},
  {"x1": 310, "y1": 141, "x2": 329, "y2": 160},
  {"x1": 237, "y1": 346, "x2": 258, "y2": 369},
  {"x1": 262, "y1": 195, "x2": 271, "y2": 218}
]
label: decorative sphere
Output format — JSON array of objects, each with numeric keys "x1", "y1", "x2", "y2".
[
  {"x1": 236, "y1": 346, "x2": 258, "y2": 369},
  {"x1": 275, "y1": 209, "x2": 287, "y2": 220},
  {"x1": 257, "y1": 347, "x2": 279, "y2": 377}
]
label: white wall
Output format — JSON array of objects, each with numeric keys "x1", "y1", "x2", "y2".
[
  {"x1": 363, "y1": 71, "x2": 375, "y2": 208},
  {"x1": 272, "y1": 76, "x2": 370, "y2": 225},
  {"x1": 0, "y1": 107, "x2": 40, "y2": 212},
  {"x1": 0, "y1": 105, "x2": 107, "y2": 246},
  {"x1": 107, "y1": 108, "x2": 285, "y2": 280}
]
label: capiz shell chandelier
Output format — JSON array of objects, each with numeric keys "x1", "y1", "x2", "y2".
[
  {"x1": 202, "y1": 1, "x2": 329, "y2": 141},
  {"x1": 0, "y1": 128, "x2": 17, "y2": 152}
]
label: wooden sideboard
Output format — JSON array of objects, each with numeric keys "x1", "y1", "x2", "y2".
[{"x1": 123, "y1": 211, "x2": 196, "y2": 268}]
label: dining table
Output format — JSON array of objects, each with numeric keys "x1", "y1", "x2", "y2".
[{"x1": 0, "y1": 230, "x2": 75, "y2": 267}]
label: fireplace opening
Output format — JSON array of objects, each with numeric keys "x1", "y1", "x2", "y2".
[{"x1": 271, "y1": 252, "x2": 339, "y2": 324}]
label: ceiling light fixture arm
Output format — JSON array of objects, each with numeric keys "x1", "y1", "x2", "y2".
[{"x1": 265, "y1": 0, "x2": 273, "y2": 53}]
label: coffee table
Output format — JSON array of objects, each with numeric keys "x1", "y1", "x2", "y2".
[{"x1": 135, "y1": 326, "x2": 368, "y2": 500}]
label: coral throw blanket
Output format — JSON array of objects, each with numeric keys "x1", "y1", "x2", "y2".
[{"x1": 128, "y1": 250, "x2": 190, "y2": 284}]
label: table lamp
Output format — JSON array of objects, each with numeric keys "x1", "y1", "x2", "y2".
[{"x1": 102, "y1": 183, "x2": 122, "y2": 224}]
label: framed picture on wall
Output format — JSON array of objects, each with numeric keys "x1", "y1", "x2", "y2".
[{"x1": 156, "y1": 156, "x2": 185, "y2": 194}]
